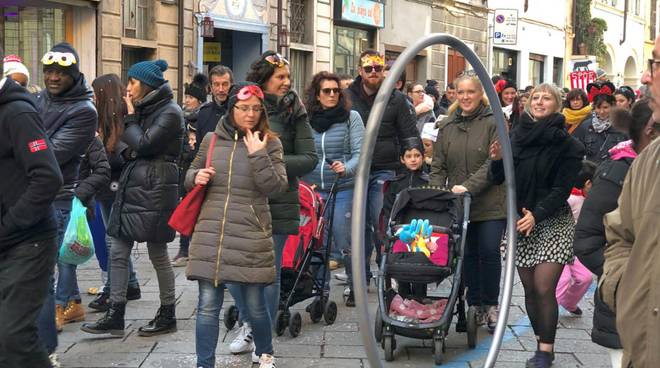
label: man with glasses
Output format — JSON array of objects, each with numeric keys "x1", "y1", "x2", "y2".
[
  {"x1": 34, "y1": 42, "x2": 98, "y2": 362},
  {"x1": 344, "y1": 49, "x2": 418, "y2": 305},
  {"x1": 196, "y1": 65, "x2": 233, "y2": 152}
]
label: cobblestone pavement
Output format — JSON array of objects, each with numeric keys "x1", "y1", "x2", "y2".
[{"x1": 55, "y1": 243, "x2": 611, "y2": 367}]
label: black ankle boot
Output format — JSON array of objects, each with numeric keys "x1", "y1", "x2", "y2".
[
  {"x1": 126, "y1": 284, "x2": 141, "y2": 301},
  {"x1": 88, "y1": 292, "x2": 110, "y2": 312},
  {"x1": 80, "y1": 302, "x2": 125, "y2": 336},
  {"x1": 525, "y1": 350, "x2": 554, "y2": 368},
  {"x1": 345, "y1": 290, "x2": 355, "y2": 307},
  {"x1": 138, "y1": 304, "x2": 177, "y2": 337}
]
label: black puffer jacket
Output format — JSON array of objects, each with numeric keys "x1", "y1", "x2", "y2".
[
  {"x1": 345, "y1": 76, "x2": 419, "y2": 171},
  {"x1": 263, "y1": 91, "x2": 318, "y2": 235},
  {"x1": 35, "y1": 76, "x2": 98, "y2": 208},
  {"x1": 573, "y1": 120, "x2": 627, "y2": 164},
  {"x1": 107, "y1": 83, "x2": 184, "y2": 243},
  {"x1": 75, "y1": 136, "x2": 111, "y2": 218},
  {"x1": 574, "y1": 156, "x2": 632, "y2": 349}
]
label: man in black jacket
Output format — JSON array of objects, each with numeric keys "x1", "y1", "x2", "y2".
[
  {"x1": 0, "y1": 77, "x2": 63, "y2": 368},
  {"x1": 195, "y1": 65, "x2": 233, "y2": 150},
  {"x1": 34, "y1": 42, "x2": 97, "y2": 354},
  {"x1": 344, "y1": 50, "x2": 418, "y2": 297}
]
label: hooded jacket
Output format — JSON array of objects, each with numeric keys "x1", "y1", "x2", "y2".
[
  {"x1": 185, "y1": 117, "x2": 288, "y2": 285},
  {"x1": 263, "y1": 91, "x2": 318, "y2": 234},
  {"x1": 35, "y1": 75, "x2": 97, "y2": 208},
  {"x1": 106, "y1": 82, "x2": 184, "y2": 243},
  {"x1": 345, "y1": 76, "x2": 419, "y2": 171},
  {"x1": 601, "y1": 138, "x2": 660, "y2": 368},
  {"x1": 430, "y1": 105, "x2": 506, "y2": 222},
  {"x1": 0, "y1": 78, "x2": 63, "y2": 252}
]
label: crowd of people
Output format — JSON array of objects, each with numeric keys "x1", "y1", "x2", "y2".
[{"x1": 1, "y1": 34, "x2": 659, "y2": 368}]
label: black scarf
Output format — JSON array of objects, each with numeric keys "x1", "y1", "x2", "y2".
[
  {"x1": 309, "y1": 104, "x2": 350, "y2": 133},
  {"x1": 510, "y1": 112, "x2": 581, "y2": 212}
]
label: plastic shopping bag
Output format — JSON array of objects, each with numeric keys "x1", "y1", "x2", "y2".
[{"x1": 59, "y1": 197, "x2": 95, "y2": 265}]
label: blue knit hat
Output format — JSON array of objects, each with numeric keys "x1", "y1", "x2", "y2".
[{"x1": 127, "y1": 59, "x2": 168, "y2": 88}]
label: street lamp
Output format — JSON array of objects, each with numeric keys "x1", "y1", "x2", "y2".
[{"x1": 201, "y1": 16, "x2": 214, "y2": 38}]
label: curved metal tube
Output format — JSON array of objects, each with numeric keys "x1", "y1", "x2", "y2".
[{"x1": 350, "y1": 33, "x2": 518, "y2": 368}]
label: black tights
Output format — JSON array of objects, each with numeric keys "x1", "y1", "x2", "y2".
[{"x1": 517, "y1": 263, "x2": 565, "y2": 345}]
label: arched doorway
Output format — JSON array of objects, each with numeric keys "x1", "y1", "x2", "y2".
[
  {"x1": 624, "y1": 56, "x2": 639, "y2": 87},
  {"x1": 601, "y1": 51, "x2": 614, "y2": 80}
]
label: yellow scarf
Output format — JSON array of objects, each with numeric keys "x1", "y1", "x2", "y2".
[{"x1": 562, "y1": 106, "x2": 593, "y2": 134}]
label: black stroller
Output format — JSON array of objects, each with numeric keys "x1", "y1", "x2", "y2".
[
  {"x1": 374, "y1": 187, "x2": 474, "y2": 364},
  {"x1": 223, "y1": 178, "x2": 339, "y2": 337}
]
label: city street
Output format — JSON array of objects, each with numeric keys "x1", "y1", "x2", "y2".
[{"x1": 55, "y1": 241, "x2": 612, "y2": 368}]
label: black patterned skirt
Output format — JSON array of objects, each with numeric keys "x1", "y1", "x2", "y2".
[{"x1": 515, "y1": 205, "x2": 575, "y2": 267}]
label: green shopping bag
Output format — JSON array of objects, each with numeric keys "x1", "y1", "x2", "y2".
[{"x1": 59, "y1": 197, "x2": 95, "y2": 265}]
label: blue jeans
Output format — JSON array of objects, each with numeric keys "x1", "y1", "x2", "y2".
[
  {"x1": 464, "y1": 220, "x2": 506, "y2": 306},
  {"x1": 99, "y1": 199, "x2": 139, "y2": 294},
  {"x1": 228, "y1": 234, "x2": 286, "y2": 326},
  {"x1": 54, "y1": 208, "x2": 81, "y2": 307},
  {"x1": 364, "y1": 170, "x2": 395, "y2": 279},
  {"x1": 196, "y1": 281, "x2": 273, "y2": 368},
  {"x1": 318, "y1": 189, "x2": 354, "y2": 288}
]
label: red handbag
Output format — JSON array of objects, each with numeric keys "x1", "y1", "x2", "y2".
[{"x1": 168, "y1": 133, "x2": 218, "y2": 236}]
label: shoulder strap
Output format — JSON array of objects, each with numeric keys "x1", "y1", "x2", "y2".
[{"x1": 205, "y1": 133, "x2": 218, "y2": 169}]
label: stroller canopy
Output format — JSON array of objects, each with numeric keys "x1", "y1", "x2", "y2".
[{"x1": 388, "y1": 188, "x2": 462, "y2": 231}]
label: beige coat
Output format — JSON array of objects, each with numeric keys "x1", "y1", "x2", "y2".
[
  {"x1": 184, "y1": 117, "x2": 288, "y2": 286},
  {"x1": 601, "y1": 138, "x2": 660, "y2": 368}
]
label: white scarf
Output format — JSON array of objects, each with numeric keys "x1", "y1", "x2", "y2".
[{"x1": 591, "y1": 112, "x2": 611, "y2": 134}]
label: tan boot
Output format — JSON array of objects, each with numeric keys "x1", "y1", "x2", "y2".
[
  {"x1": 55, "y1": 305, "x2": 64, "y2": 332},
  {"x1": 63, "y1": 300, "x2": 85, "y2": 324}
]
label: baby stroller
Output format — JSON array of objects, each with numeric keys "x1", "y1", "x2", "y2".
[
  {"x1": 223, "y1": 180, "x2": 339, "y2": 337},
  {"x1": 374, "y1": 187, "x2": 472, "y2": 365}
]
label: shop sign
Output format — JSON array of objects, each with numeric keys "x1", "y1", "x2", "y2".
[
  {"x1": 493, "y1": 9, "x2": 518, "y2": 45},
  {"x1": 200, "y1": 0, "x2": 268, "y2": 25},
  {"x1": 339, "y1": 0, "x2": 384, "y2": 28},
  {"x1": 204, "y1": 42, "x2": 222, "y2": 62}
]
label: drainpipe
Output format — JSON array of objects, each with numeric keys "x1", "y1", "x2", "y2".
[
  {"x1": 177, "y1": 0, "x2": 185, "y2": 105},
  {"x1": 277, "y1": 0, "x2": 283, "y2": 53},
  {"x1": 620, "y1": 0, "x2": 628, "y2": 45}
]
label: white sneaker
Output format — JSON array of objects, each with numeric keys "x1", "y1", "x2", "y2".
[
  {"x1": 334, "y1": 272, "x2": 348, "y2": 282},
  {"x1": 343, "y1": 287, "x2": 351, "y2": 296},
  {"x1": 258, "y1": 354, "x2": 276, "y2": 368},
  {"x1": 229, "y1": 324, "x2": 254, "y2": 354},
  {"x1": 252, "y1": 351, "x2": 260, "y2": 363},
  {"x1": 49, "y1": 354, "x2": 61, "y2": 368}
]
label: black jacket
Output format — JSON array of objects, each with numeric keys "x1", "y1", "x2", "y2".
[
  {"x1": 107, "y1": 83, "x2": 184, "y2": 243},
  {"x1": 96, "y1": 142, "x2": 128, "y2": 203},
  {"x1": 35, "y1": 76, "x2": 98, "y2": 208},
  {"x1": 574, "y1": 156, "x2": 632, "y2": 349},
  {"x1": 383, "y1": 169, "x2": 429, "y2": 222},
  {"x1": 345, "y1": 76, "x2": 419, "y2": 171},
  {"x1": 0, "y1": 78, "x2": 63, "y2": 252},
  {"x1": 573, "y1": 120, "x2": 627, "y2": 164},
  {"x1": 195, "y1": 99, "x2": 227, "y2": 152},
  {"x1": 75, "y1": 136, "x2": 111, "y2": 217}
]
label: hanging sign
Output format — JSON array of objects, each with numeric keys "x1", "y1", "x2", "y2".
[
  {"x1": 570, "y1": 70, "x2": 597, "y2": 91},
  {"x1": 493, "y1": 9, "x2": 518, "y2": 45},
  {"x1": 204, "y1": 42, "x2": 222, "y2": 63},
  {"x1": 338, "y1": 0, "x2": 384, "y2": 28}
]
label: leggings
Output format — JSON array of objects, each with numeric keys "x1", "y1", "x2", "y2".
[
  {"x1": 518, "y1": 262, "x2": 565, "y2": 344},
  {"x1": 109, "y1": 237, "x2": 175, "y2": 305}
]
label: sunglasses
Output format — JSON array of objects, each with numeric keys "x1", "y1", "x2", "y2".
[
  {"x1": 363, "y1": 65, "x2": 384, "y2": 74},
  {"x1": 321, "y1": 88, "x2": 340, "y2": 95},
  {"x1": 234, "y1": 105, "x2": 264, "y2": 113},
  {"x1": 265, "y1": 53, "x2": 289, "y2": 68},
  {"x1": 41, "y1": 51, "x2": 77, "y2": 67}
]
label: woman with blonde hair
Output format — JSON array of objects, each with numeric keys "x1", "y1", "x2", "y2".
[
  {"x1": 489, "y1": 83, "x2": 584, "y2": 368},
  {"x1": 430, "y1": 73, "x2": 506, "y2": 333}
]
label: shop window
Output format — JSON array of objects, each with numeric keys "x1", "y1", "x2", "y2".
[
  {"x1": 553, "y1": 57, "x2": 564, "y2": 87},
  {"x1": 121, "y1": 46, "x2": 155, "y2": 84},
  {"x1": 529, "y1": 53, "x2": 545, "y2": 87},
  {"x1": 290, "y1": 49, "x2": 311, "y2": 94},
  {"x1": 334, "y1": 26, "x2": 372, "y2": 77},
  {"x1": 492, "y1": 47, "x2": 517, "y2": 83},
  {"x1": 123, "y1": 0, "x2": 152, "y2": 40},
  {"x1": 1, "y1": 6, "x2": 67, "y2": 88}
]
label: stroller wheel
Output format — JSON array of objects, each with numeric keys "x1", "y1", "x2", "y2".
[
  {"x1": 308, "y1": 300, "x2": 323, "y2": 323},
  {"x1": 383, "y1": 335, "x2": 395, "y2": 361},
  {"x1": 466, "y1": 306, "x2": 478, "y2": 348},
  {"x1": 223, "y1": 305, "x2": 239, "y2": 330},
  {"x1": 433, "y1": 338, "x2": 445, "y2": 365},
  {"x1": 275, "y1": 310, "x2": 289, "y2": 336},
  {"x1": 323, "y1": 300, "x2": 338, "y2": 325},
  {"x1": 374, "y1": 307, "x2": 383, "y2": 343},
  {"x1": 289, "y1": 312, "x2": 302, "y2": 337}
]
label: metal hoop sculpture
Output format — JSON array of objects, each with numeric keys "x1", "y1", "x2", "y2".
[{"x1": 350, "y1": 33, "x2": 518, "y2": 368}]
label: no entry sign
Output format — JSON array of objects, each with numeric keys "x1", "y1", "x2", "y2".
[{"x1": 570, "y1": 70, "x2": 597, "y2": 91}]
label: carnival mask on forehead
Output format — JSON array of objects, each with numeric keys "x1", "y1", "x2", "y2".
[
  {"x1": 360, "y1": 54, "x2": 385, "y2": 67},
  {"x1": 237, "y1": 85, "x2": 265, "y2": 100},
  {"x1": 41, "y1": 51, "x2": 78, "y2": 67},
  {"x1": 264, "y1": 53, "x2": 289, "y2": 68}
]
